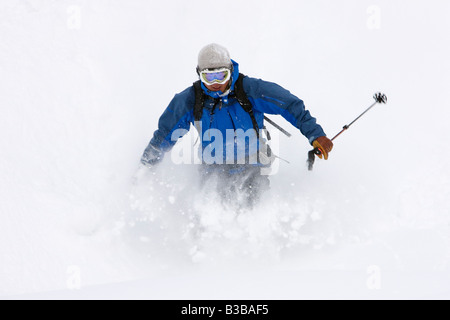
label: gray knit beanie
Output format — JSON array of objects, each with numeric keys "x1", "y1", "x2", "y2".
[{"x1": 197, "y1": 43, "x2": 232, "y2": 71}]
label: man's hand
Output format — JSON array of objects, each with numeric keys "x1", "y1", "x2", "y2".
[
  {"x1": 141, "y1": 144, "x2": 164, "y2": 167},
  {"x1": 313, "y1": 136, "x2": 333, "y2": 160}
]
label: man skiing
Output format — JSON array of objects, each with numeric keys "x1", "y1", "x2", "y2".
[{"x1": 141, "y1": 43, "x2": 333, "y2": 206}]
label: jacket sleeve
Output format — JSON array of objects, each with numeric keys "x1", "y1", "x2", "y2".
[
  {"x1": 243, "y1": 77, "x2": 326, "y2": 145},
  {"x1": 141, "y1": 87, "x2": 195, "y2": 166}
]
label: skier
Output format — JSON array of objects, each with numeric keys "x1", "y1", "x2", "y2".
[{"x1": 141, "y1": 43, "x2": 333, "y2": 207}]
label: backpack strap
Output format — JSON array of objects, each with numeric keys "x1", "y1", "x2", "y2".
[
  {"x1": 235, "y1": 73, "x2": 260, "y2": 139},
  {"x1": 193, "y1": 80, "x2": 205, "y2": 121}
]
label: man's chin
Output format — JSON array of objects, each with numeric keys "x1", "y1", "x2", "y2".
[{"x1": 210, "y1": 85, "x2": 222, "y2": 91}]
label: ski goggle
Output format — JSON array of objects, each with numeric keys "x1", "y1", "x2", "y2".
[{"x1": 199, "y1": 68, "x2": 231, "y2": 85}]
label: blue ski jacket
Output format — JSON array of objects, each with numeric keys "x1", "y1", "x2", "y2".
[{"x1": 141, "y1": 60, "x2": 326, "y2": 167}]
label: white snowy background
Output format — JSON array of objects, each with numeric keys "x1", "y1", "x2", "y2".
[{"x1": 1, "y1": 0, "x2": 449, "y2": 299}]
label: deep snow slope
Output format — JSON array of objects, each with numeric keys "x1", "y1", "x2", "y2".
[{"x1": 1, "y1": 0, "x2": 450, "y2": 299}]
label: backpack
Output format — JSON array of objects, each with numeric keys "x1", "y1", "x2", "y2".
[
  {"x1": 192, "y1": 73, "x2": 295, "y2": 164},
  {"x1": 192, "y1": 73, "x2": 261, "y2": 139}
]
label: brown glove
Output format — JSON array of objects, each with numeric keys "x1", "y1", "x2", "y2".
[{"x1": 313, "y1": 136, "x2": 333, "y2": 160}]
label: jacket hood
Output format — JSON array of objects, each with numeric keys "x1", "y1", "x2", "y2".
[{"x1": 200, "y1": 59, "x2": 240, "y2": 99}]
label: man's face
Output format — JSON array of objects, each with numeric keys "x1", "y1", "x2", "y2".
[{"x1": 204, "y1": 81, "x2": 230, "y2": 93}]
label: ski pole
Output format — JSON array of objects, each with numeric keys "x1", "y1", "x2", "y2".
[
  {"x1": 264, "y1": 116, "x2": 292, "y2": 137},
  {"x1": 307, "y1": 92, "x2": 387, "y2": 171}
]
